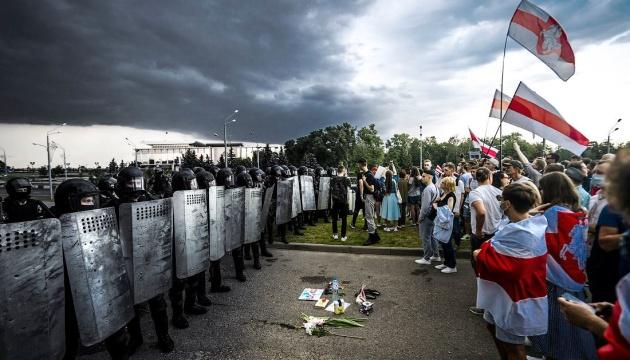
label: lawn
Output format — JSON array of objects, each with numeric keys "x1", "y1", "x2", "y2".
[{"x1": 286, "y1": 213, "x2": 471, "y2": 249}]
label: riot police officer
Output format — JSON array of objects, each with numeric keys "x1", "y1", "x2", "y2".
[
  {"x1": 222, "y1": 168, "x2": 247, "y2": 281},
  {"x1": 2, "y1": 177, "x2": 53, "y2": 223},
  {"x1": 169, "y1": 168, "x2": 208, "y2": 330},
  {"x1": 237, "y1": 171, "x2": 263, "y2": 270},
  {"x1": 149, "y1": 166, "x2": 172, "y2": 198},
  {"x1": 192, "y1": 169, "x2": 218, "y2": 305},
  {"x1": 248, "y1": 167, "x2": 273, "y2": 258},
  {"x1": 298, "y1": 165, "x2": 316, "y2": 227},
  {"x1": 53, "y1": 179, "x2": 130, "y2": 360},
  {"x1": 115, "y1": 166, "x2": 174, "y2": 354},
  {"x1": 97, "y1": 175, "x2": 118, "y2": 208},
  {"x1": 207, "y1": 168, "x2": 234, "y2": 293},
  {"x1": 314, "y1": 166, "x2": 329, "y2": 223}
]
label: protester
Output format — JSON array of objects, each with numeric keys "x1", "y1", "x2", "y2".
[
  {"x1": 504, "y1": 160, "x2": 531, "y2": 184},
  {"x1": 565, "y1": 164, "x2": 590, "y2": 209},
  {"x1": 468, "y1": 167, "x2": 503, "y2": 315},
  {"x1": 415, "y1": 169, "x2": 440, "y2": 265},
  {"x1": 529, "y1": 172, "x2": 597, "y2": 360},
  {"x1": 545, "y1": 152, "x2": 560, "y2": 165},
  {"x1": 350, "y1": 163, "x2": 367, "y2": 230},
  {"x1": 330, "y1": 165, "x2": 351, "y2": 242},
  {"x1": 433, "y1": 176, "x2": 457, "y2": 273},
  {"x1": 408, "y1": 166, "x2": 423, "y2": 226},
  {"x1": 380, "y1": 170, "x2": 400, "y2": 232},
  {"x1": 513, "y1": 142, "x2": 544, "y2": 186},
  {"x1": 590, "y1": 160, "x2": 611, "y2": 195},
  {"x1": 491, "y1": 171, "x2": 510, "y2": 190},
  {"x1": 474, "y1": 183, "x2": 548, "y2": 360},
  {"x1": 397, "y1": 169, "x2": 409, "y2": 227},
  {"x1": 544, "y1": 163, "x2": 565, "y2": 174},
  {"x1": 556, "y1": 150, "x2": 630, "y2": 359},
  {"x1": 359, "y1": 159, "x2": 380, "y2": 246}
]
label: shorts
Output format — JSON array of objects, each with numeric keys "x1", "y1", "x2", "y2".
[
  {"x1": 483, "y1": 311, "x2": 526, "y2": 345},
  {"x1": 408, "y1": 195, "x2": 421, "y2": 205}
]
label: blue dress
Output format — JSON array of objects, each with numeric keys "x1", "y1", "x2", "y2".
[{"x1": 380, "y1": 180, "x2": 401, "y2": 221}]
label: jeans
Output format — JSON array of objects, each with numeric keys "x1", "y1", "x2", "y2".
[
  {"x1": 452, "y1": 215, "x2": 462, "y2": 247},
  {"x1": 398, "y1": 203, "x2": 407, "y2": 226},
  {"x1": 351, "y1": 198, "x2": 365, "y2": 226},
  {"x1": 364, "y1": 194, "x2": 376, "y2": 234},
  {"x1": 419, "y1": 219, "x2": 437, "y2": 260},
  {"x1": 331, "y1": 201, "x2": 348, "y2": 237}
]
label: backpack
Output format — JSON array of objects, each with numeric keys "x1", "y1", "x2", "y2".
[
  {"x1": 372, "y1": 177, "x2": 385, "y2": 202},
  {"x1": 330, "y1": 177, "x2": 347, "y2": 204}
]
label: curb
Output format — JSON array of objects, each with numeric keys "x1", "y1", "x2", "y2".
[{"x1": 269, "y1": 242, "x2": 471, "y2": 259}]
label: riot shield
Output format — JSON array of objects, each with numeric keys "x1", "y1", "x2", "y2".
[
  {"x1": 173, "y1": 189, "x2": 210, "y2": 279},
  {"x1": 261, "y1": 184, "x2": 275, "y2": 233},
  {"x1": 290, "y1": 176, "x2": 302, "y2": 218},
  {"x1": 300, "y1": 175, "x2": 316, "y2": 211},
  {"x1": 317, "y1": 177, "x2": 330, "y2": 210},
  {"x1": 244, "y1": 188, "x2": 263, "y2": 244},
  {"x1": 208, "y1": 186, "x2": 226, "y2": 261},
  {"x1": 224, "y1": 187, "x2": 245, "y2": 251},
  {"x1": 0, "y1": 219, "x2": 65, "y2": 360},
  {"x1": 60, "y1": 208, "x2": 135, "y2": 346},
  {"x1": 119, "y1": 198, "x2": 173, "y2": 304},
  {"x1": 275, "y1": 180, "x2": 291, "y2": 225},
  {"x1": 348, "y1": 188, "x2": 356, "y2": 213}
]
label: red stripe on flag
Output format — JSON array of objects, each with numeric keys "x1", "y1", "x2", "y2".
[
  {"x1": 511, "y1": 9, "x2": 575, "y2": 64},
  {"x1": 477, "y1": 242, "x2": 548, "y2": 302},
  {"x1": 509, "y1": 95, "x2": 588, "y2": 146}
]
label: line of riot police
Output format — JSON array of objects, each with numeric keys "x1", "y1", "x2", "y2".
[{"x1": 0, "y1": 162, "x2": 337, "y2": 360}]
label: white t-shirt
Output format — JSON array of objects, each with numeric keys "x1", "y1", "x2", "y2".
[{"x1": 469, "y1": 184, "x2": 503, "y2": 235}]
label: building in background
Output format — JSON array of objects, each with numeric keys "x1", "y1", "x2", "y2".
[{"x1": 134, "y1": 141, "x2": 283, "y2": 168}]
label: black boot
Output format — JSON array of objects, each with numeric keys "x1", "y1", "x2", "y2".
[
  {"x1": 168, "y1": 281, "x2": 189, "y2": 329},
  {"x1": 363, "y1": 232, "x2": 377, "y2": 246},
  {"x1": 244, "y1": 244, "x2": 252, "y2": 260},
  {"x1": 196, "y1": 272, "x2": 212, "y2": 306},
  {"x1": 259, "y1": 238, "x2": 273, "y2": 257},
  {"x1": 149, "y1": 295, "x2": 174, "y2": 353},
  {"x1": 252, "y1": 242, "x2": 262, "y2": 270},
  {"x1": 157, "y1": 334, "x2": 174, "y2": 354},
  {"x1": 233, "y1": 247, "x2": 247, "y2": 282},
  {"x1": 126, "y1": 314, "x2": 143, "y2": 355},
  {"x1": 209, "y1": 260, "x2": 231, "y2": 293},
  {"x1": 184, "y1": 281, "x2": 207, "y2": 315}
]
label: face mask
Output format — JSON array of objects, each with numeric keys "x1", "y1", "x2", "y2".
[{"x1": 590, "y1": 174, "x2": 605, "y2": 188}]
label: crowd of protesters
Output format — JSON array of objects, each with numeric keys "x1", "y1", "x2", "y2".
[{"x1": 337, "y1": 146, "x2": 630, "y2": 359}]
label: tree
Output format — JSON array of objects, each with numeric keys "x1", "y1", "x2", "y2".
[
  {"x1": 52, "y1": 165, "x2": 64, "y2": 178},
  {"x1": 182, "y1": 149, "x2": 201, "y2": 169},
  {"x1": 119, "y1": 160, "x2": 127, "y2": 169},
  {"x1": 38, "y1": 166, "x2": 47, "y2": 176},
  {"x1": 302, "y1": 152, "x2": 319, "y2": 168},
  {"x1": 108, "y1": 158, "x2": 118, "y2": 174},
  {"x1": 385, "y1": 134, "x2": 413, "y2": 168},
  {"x1": 218, "y1": 154, "x2": 225, "y2": 168},
  {"x1": 278, "y1": 148, "x2": 288, "y2": 165},
  {"x1": 350, "y1": 124, "x2": 384, "y2": 167}
]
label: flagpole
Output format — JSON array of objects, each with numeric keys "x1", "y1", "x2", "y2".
[{"x1": 484, "y1": 25, "x2": 511, "y2": 171}]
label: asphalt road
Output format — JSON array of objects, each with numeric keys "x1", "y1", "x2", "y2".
[{"x1": 77, "y1": 249, "x2": 496, "y2": 360}]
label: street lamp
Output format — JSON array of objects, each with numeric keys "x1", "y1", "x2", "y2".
[
  {"x1": 42, "y1": 123, "x2": 66, "y2": 199},
  {"x1": 52, "y1": 141, "x2": 68, "y2": 180},
  {"x1": 222, "y1": 109, "x2": 238, "y2": 168},
  {"x1": 419, "y1": 124, "x2": 423, "y2": 166},
  {"x1": 125, "y1": 137, "x2": 139, "y2": 165},
  {"x1": 0, "y1": 146, "x2": 7, "y2": 177},
  {"x1": 607, "y1": 118, "x2": 622, "y2": 153}
]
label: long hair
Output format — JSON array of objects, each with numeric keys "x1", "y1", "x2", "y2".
[
  {"x1": 539, "y1": 172, "x2": 580, "y2": 211},
  {"x1": 385, "y1": 170, "x2": 393, "y2": 194},
  {"x1": 411, "y1": 166, "x2": 421, "y2": 186}
]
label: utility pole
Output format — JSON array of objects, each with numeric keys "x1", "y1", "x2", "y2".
[
  {"x1": 607, "y1": 118, "x2": 622, "y2": 153},
  {"x1": 221, "y1": 109, "x2": 238, "y2": 168},
  {"x1": 419, "y1": 124, "x2": 423, "y2": 166},
  {"x1": 0, "y1": 146, "x2": 7, "y2": 177}
]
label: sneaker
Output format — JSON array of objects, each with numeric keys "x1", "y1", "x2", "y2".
[
  {"x1": 393, "y1": 226, "x2": 399, "y2": 232},
  {"x1": 434, "y1": 264, "x2": 446, "y2": 270},
  {"x1": 441, "y1": 267, "x2": 457, "y2": 274},
  {"x1": 430, "y1": 256, "x2": 442, "y2": 262},
  {"x1": 383, "y1": 227, "x2": 392, "y2": 232},
  {"x1": 349, "y1": 224, "x2": 356, "y2": 229},
  {"x1": 341, "y1": 236, "x2": 347, "y2": 242},
  {"x1": 468, "y1": 307, "x2": 484, "y2": 315},
  {"x1": 414, "y1": 258, "x2": 431, "y2": 265},
  {"x1": 332, "y1": 234, "x2": 339, "y2": 240}
]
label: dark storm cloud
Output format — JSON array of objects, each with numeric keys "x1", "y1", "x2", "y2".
[{"x1": 0, "y1": 0, "x2": 375, "y2": 142}]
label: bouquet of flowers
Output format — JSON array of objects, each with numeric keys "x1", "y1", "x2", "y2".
[{"x1": 300, "y1": 313, "x2": 367, "y2": 339}]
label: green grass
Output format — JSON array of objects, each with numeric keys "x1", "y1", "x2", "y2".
[{"x1": 286, "y1": 214, "x2": 471, "y2": 249}]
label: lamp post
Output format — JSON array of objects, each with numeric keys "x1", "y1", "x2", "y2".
[
  {"x1": 419, "y1": 124, "x2": 423, "y2": 166},
  {"x1": 222, "y1": 109, "x2": 238, "y2": 168},
  {"x1": 125, "y1": 138, "x2": 139, "y2": 165},
  {"x1": 52, "y1": 141, "x2": 68, "y2": 179},
  {"x1": 0, "y1": 146, "x2": 7, "y2": 177},
  {"x1": 46, "y1": 123, "x2": 65, "y2": 199},
  {"x1": 607, "y1": 118, "x2": 622, "y2": 154}
]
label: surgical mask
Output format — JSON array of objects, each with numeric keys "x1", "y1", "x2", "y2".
[{"x1": 590, "y1": 174, "x2": 605, "y2": 189}]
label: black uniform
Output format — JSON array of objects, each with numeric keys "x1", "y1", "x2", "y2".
[
  {"x1": 115, "y1": 167, "x2": 174, "y2": 354},
  {"x1": 2, "y1": 178, "x2": 54, "y2": 223}
]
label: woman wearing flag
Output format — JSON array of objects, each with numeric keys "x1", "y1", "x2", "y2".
[
  {"x1": 473, "y1": 183, "x2": 548, "y2": 359},
  {"x1": 529, "y1": 172, "x2": 597, "y2": 359}
]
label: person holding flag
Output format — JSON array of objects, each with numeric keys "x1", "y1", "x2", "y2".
[{"x1": 474, "y1": 183, "x2": 548, "y2": 359}]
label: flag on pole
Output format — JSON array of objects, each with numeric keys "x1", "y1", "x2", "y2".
[
  {"x1": 503, "y1": 82, "x2": 588, "y2": 155},
  {"x1": 508, "y1": 0, "x2": 575, "y2": 81},
  {"x1": 476, "y1": 215, "x2": 549, "y2": 336},
  {"x1": 469, "y1": 128, "x2": 498, "y2": 158},
  {"x1": 489, "y1": 89, "x2": 512, "y2": 119}
]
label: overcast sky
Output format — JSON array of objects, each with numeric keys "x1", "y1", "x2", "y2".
[{"x1": 1, "y1": 0, "x2": 629, "y2": 167}]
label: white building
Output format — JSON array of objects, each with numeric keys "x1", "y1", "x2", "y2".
[{"x1": 134, "y1": 141, "x2": 283, "y2": 168}]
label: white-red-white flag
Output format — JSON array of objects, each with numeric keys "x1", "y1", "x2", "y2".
[
  {"x1": 503, "y1": 82, "x2": 588, "y2": 155},
  {"x1": 508, "y1": 0, "x2": 575, "y2": 81},
  {"x1": 489, "y1": 89, "x2": 512, "y2": 119},
  {"x1": 469, "y1": 128, "x2": 498, "y2": 158}
]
